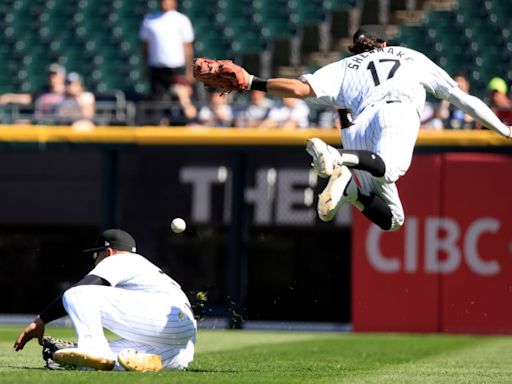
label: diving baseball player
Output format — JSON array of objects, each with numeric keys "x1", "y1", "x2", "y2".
[
  {"x1": 304, "y1": 25, "x2": 511, "y2": 230},
  {"x1": 14, "y1": 229, "x2": 196, "y2": 372},
  {"x1": 193, "y1": 25, "x2": 512, "y2": 231}
]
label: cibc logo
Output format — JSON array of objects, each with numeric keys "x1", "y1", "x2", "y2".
[{"x1": 366, "y1": 217, "x2": 501, "y2": 276}]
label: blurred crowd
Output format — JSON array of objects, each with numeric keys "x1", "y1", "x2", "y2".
[
  {"x1": 421, "y1": 74, "x2": 512, "y2": 130},
  {"x1": 0, "y1": 63, "x2": 96, "y2": 130},
  {"x1": 0, "y1": 0, "x2": 511, "y2": 130}
]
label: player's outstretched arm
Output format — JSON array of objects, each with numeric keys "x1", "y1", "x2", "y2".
[
  {"x1": 193, "y1": 57, "x2": 315, "y2": 98},
  {"x1": 264, "y1": 78, "x2": 315, "y2": 99},
  {"x1": 445, "y1": 87, "x2": 512, "y2": 139},
  {"x1": 14, "y1": 316, "x2": 45, "y2": 351}
]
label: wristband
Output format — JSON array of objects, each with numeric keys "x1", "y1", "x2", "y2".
[{"x1": 249, "y1": 76, "x2": 268, "y2": 92}]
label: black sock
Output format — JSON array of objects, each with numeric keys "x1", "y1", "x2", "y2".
[
  {"x1": 357, "y1": 193, "x2": 393, "y2": 230},
  {"x1": 342, "y1": 150, "x2": 385, "y2": 177}
]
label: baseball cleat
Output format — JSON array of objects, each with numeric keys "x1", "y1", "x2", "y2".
[
  {"x1": 306, "y1": 137, "x2": 343, "y2": 178},
  {"x1": 117, "y1": 349, "x2": 163, "y2": 372},
  {"x1": 42, "y1": 336, "x2": 78, "y2": 370},
  {"x1": 317, "y1": 165, "x2": 357, "y2": 222},
  {"x1": 52, "y1": 348, "x2": 115, "y2": 371}
]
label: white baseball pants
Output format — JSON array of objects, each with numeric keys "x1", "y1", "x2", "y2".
[
  {"x1": 341, "y1": 100, "x2": 420, "y2": 230},
  {"x1": 62, "y1": 285, "x2": 197, "y2": 369}
]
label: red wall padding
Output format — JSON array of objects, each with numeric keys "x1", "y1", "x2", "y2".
[{"x1": 352, "y1": 153, "x2": 512, "y2": 333}]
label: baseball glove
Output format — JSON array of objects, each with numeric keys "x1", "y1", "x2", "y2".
[{"x1": 193, "y1": 58, "x2": 250, "y2": 93}]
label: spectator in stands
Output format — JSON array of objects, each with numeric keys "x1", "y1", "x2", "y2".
[
  {"x1": 316, "y1": 108, "x2": 341, "y2": 129},
  {"x1": 0, "y1": 63, "x2": 67, "y2": 122},
  {"x1": 57, "y1": 72, "x2": 96, "y2": 130},
  {"x1": 196, "y1": 91, "x2": 233, "y2": 127},
  {"x1": 234, "y1": 91, "x2": 274, "y2": 128},
  {"x1": 35, "y1": 63, "x2": 67, "y2": 117},
  {"x1": 259, "y1": 98, "x2": 310, "y2": 129},
  {"x1": 173, "y1": 75, "x2": 198, "y2": 121},
  {"x1": 419, "y1": 101, "x2": 442, "y2": 129},
  {"x1": 139, "y1": 0, "x2": 195, "y2": 101},
  {"x1": 435, "y1": 74, "x2": 476, "y2": 129},
  {"x1": 487, "y1": 77, "x2": 512, "y2": 125}
]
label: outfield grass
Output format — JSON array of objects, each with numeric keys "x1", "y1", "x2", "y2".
[{"x1": 1, "y1": 325, "x2": 512, "y2": 383}]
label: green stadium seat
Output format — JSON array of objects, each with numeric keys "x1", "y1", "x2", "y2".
[
  {"x1": 232, "y1": 31, "x2": 267, "y2": 55},
  {"x1": 260, "y1": 20, "x2": 296, "y2": 40},
  {"x1": 456, "y1": 0, "x2": 488, "y2": 23},
  {"x1": 254, "y1": 0, "x2": 296, "y2": 39},
  {"x1": 217, "y1": 0, "x2": 254, "y2": 22},
  {"x1": 181, "y1": 0, "x2": 218, "y2": 20},
  {"x1": 325, "y1": 0, "x2": 357, "y2": 11},
  {"x1": 396, "y1": 25, "x2": 433, "y2": 53},
  {"x1": 195, "y1": 35, "x2": 232, "y2": 59},
  {"x1": 485, "y1": 0, "x2": 512, "y2": 26},
  {"x1": 289, "y1": 0, "x2": 327, "y2": 27}
]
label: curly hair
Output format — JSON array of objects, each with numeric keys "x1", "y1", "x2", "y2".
[{"x1": 349, "y1": 36, "x2": 386, "y2": 54}]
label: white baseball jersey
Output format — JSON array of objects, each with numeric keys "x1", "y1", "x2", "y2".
[
  {"x1": 88, "y1": 253, "x2": 186, "y2": 297},
  {"x1": 302, "y1": 46, "x2": 457, "y2": 118},
  {"x1": 139, "y1": 10, "x2": 194, "y2": 68},
  {"x1": 63, "y1": 253, "x2": 196, "y2": 369}
]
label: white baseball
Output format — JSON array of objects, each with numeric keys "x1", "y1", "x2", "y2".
[{"x1": 171, "y1": 218, "x2": 186, "y2": 233}]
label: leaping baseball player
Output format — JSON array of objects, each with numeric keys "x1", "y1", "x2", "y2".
[
  {"x1": 14, "y1": 229, "x2": 197, "y2": 372},
  {"x1": 193, "y1": 25, "x2": 512, "y2": 231}
]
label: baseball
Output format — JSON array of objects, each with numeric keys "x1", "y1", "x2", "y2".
[{"x1": 171, "y1": 218, "x2": 186, "y2": 233}]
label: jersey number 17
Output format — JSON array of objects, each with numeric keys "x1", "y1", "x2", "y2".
[{"x1": 367, "y1": 59, "x2": 401, "y2": 86}]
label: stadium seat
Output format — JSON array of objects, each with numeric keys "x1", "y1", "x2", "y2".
[
  {"x1": 195, "y1": 35, "x2": 232, "y2": 59},
  {"x1": 485, "y1": 0, "x2": 512, "y2": 26},
  {"x1": 289, "y1": 0, "x2": 327, "y2": 27},
  {"x1": 325, "y1": 0, "x2": 357, "y2": 11},
  {"x1": 396, "y1": 25, "x2": 433, "y2": 53},
  {"x1": 254, "y1": 0, "x2": 297, "y2": 39},
  {"x1": 456, "y1": 0, "x2": 488, "y2": 23},
  {"x1": 181, "y1": 0, "x2": 218, "y2": 20},
  {"x1": 231, "y1": 31, "x2": 268, "y2": 55},
  {"x1": 0, "y1": 0, "x2": 507, "y2": 101}
]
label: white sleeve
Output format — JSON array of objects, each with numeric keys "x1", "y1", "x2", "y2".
[
  {"x1": 181, "y1": 15, "x2": 195, "y2": 43},
  {"x1": 300, "y1": 61, "x2": 346, "y2": 108},
  {"x1": 446, "y1": 87, "x2": 511, "y2": 138},
  {"x1": 415, "y1": 52, "x2": 457, "y2": 99}
]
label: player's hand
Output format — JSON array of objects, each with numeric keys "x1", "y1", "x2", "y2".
[{"x1": 13, "y1": 317, "x2": 45, "y2": 351}]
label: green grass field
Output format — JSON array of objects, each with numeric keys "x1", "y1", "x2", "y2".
[{"x1": 1, "y1": 325, "x2": 512, "y2": 383}]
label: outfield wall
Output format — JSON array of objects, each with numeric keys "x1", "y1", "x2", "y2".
[{"x1": 0, "y1": 126, "x2": 510, "y2": 329}]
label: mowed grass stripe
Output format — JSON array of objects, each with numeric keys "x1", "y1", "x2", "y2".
[
  {"x1": 348, "y1": 337, "x2": 512, "y2": 384},
  {"x1": 1, "y1": 326, "x2": 512, "y2": 383}
]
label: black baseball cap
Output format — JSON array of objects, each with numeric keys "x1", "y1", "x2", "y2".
[
  {"x1": 353, "y1": 24, "x2": 388, "y2": 43},
  {"x1": 83, "y1": 229, "x2": 137, "y2": 253}
]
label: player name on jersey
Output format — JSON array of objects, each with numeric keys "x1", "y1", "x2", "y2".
[{"x1": 347, "y1": 47, "x2": 415, "y2": 70}]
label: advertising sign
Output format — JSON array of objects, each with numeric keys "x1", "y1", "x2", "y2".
[{"x1": 352, "y1": 153, "x2": 512, "y2": 333}]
